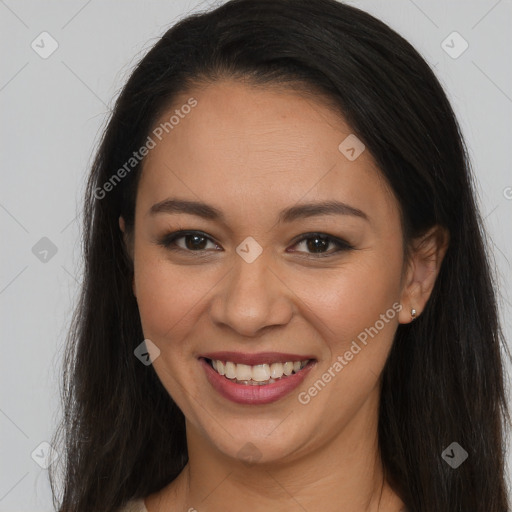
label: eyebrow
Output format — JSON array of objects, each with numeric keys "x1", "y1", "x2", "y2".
[{"x1": 149, "y1": 198, "x2": 369, "y2": 223}]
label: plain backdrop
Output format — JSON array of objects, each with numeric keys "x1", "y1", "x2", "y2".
[{"x1": 1, "y1": 1, "x2": 511, "y2": 510}]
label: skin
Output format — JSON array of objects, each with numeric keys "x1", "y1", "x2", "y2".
[{"x1": 120, "y1": 79, "x2": 448, "y2": 512}]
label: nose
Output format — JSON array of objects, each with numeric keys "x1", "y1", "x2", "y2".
[{"x1": 209, "y1": 253, "x2": 294, "y2": 337}]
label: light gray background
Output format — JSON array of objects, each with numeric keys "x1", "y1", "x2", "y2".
[{"x1": 1, "y1": 1, "x2": 511, "y2": 510}]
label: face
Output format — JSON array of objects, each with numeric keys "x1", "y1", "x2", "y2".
[{"x1": 126, "y1": 79, "x2": 411, "y2": 465}]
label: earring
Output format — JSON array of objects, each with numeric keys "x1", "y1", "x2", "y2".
[{"x1": 411, "y1": 308, "x2": 417, "y2": 320}]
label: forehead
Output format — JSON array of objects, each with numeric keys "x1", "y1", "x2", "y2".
[{"x1": 137, "y1": 79, "x2": 397, "y2": 224}]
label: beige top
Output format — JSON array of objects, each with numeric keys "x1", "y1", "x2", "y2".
[
  {"x1": 117, "y1": 498, "x2": 408, "y2": 511},
  {"x1": 118, "y1": 498, "x2": 148, "y2": 512}
]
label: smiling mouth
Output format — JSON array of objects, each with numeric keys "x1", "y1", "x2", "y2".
[{"x1": 202, "y1": 357, "x2": 313, "y2": 386}]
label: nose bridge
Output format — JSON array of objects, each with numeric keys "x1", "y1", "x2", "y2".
[{"x1": 211, "y1": 250, "x2": 292, "y2": 336}]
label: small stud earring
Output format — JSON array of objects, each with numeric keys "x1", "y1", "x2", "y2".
[{"x1": 411, "y1": 308, "x2": 417, "y2": 320}]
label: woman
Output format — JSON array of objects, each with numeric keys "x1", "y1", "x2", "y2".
[{"x1": 49, "y1": 1, "x2": 511, "y2": 511}]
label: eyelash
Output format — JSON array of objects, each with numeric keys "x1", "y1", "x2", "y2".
[{"x1": 157, "y1": 230, "x2": 354, "y2": 258}]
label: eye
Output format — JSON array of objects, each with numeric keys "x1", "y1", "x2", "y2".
[
  {"x1": 157, "y1": 230, "x2": 221, "y2": 253},
  {"x1": 289, "y1": 233, "x2": 354, "y2": 257},
  {"x1": 157, "y1": 230, "x2": 353, "y2": 258}
]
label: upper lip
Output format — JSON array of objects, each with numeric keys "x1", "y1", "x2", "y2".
[{"x1": 200, "y1": 351, "x2": 316, "y2": 366}]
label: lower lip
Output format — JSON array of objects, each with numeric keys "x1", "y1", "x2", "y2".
[{"x1": 200, "y1": 358, "x2": 316, "y2": 405}]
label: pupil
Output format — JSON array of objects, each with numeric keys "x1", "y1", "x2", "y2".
[
  {"x1": 186, "y1": 235, "x2": 207, "y2": 250},
  {"x1": 307, "y1": 236, "x2": 328, "y2": 253}
]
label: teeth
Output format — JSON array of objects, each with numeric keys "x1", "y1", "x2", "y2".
[
  {"x1": 252, "y1": 364, "x2": 271, "y2": 382},
  {"x1": 236, "y1": 364, "x2": 252, "y2": 381},
  {"x1": 225, "y1": 361, "x2": 237, "y2": 379},
  {"x1": 209, "y1": 358, "x2": 310, "y2": 384},
  {"x1": 270, "y1": 362, "x2": 284, "y2": 379},
  {"x1": 283, "y1": 362, "x2": 294, "y2": 376}
]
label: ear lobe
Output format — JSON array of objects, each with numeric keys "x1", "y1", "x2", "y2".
[
  {"x1": 119, "y1": 215, "x2": 131, "y2": 251},
  {"x1": 398, "y1": 225, "x2": 449, "y2": 324},
  {"x1": 118, "y1": 216, "x2": 137, "y2": 298},
  {"x1": 118, "y1": 215, "x2": 131, "y2": 255}
]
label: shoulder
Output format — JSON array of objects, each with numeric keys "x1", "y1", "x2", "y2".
[{"x1": 117, "y1": 498, "x2": 148, "y2": 512}]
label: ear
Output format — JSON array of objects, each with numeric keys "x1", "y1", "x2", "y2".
[
  {"x1": 118, "y1": 216, "x2": 130, "y2": 251},
  {"x1": 398, "y1": 225, "x2": 449, "y2": 324},
  {"x1": 119, "y1": 216, "x2": 137, "y2": 298}
]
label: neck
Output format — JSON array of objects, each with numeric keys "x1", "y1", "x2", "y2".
[{"x1": 148, "y1": 390, "x2": 404, "y2": 512}]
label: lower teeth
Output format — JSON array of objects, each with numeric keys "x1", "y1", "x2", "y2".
[{"x1": 229, "y1": 377, "x2": 280, "y2": 386}]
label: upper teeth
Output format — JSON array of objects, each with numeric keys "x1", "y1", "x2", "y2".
[{"x1": 211, "y1": 359, "x2": 309, "y2": 381}]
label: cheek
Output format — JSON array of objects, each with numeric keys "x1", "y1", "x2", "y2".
[
  {"x1": 302, "y1": 258, "x2": 401, "y2": 332},
  {"x1": 133, "y1": 246, "x2": 209, "y2": 343},
  {"x1": 292, "y1": 254, "x2": 403, "y2": 425},
  {"x1": 292, "y1": 248, "x2": 403, "y2": 370}
]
